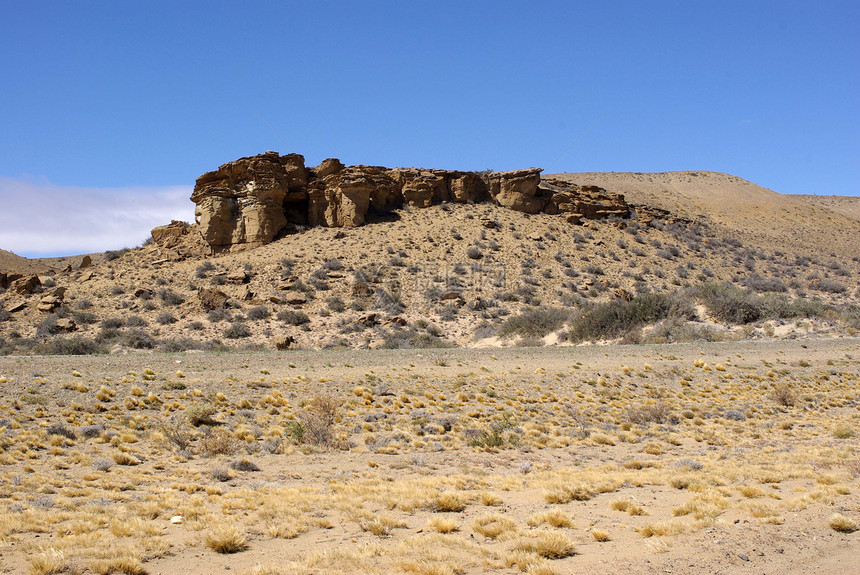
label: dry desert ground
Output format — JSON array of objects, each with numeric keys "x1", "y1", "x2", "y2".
[{"x1": 0, "y1": 338, "x2": 857, "y2": 575}]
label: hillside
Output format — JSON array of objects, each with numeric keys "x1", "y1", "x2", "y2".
[
  {"x1": 1, "y1": 167, "x2": 858, "y2": 355},
  {"x1": 548, "y1": 171, "x2": 860, "y2": 259}
]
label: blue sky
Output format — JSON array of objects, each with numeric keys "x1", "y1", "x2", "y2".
[{"x1": 1, "y1": 1, "x2": 857, "y2": 256}]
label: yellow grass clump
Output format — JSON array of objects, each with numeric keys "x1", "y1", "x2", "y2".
[
  {"x1": 829, "y1": 513, "x2": 858, "y2": 533},
  {"x1": 205, "y1": 524, "x2": 249, "y2": 553}
]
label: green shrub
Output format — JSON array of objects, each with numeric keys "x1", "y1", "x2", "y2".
[
  {"x1": 224, "y1": 322, "x2": 251, "y2": 339},
  {"x1": 277, "y1": 310, "x2": 309, "y2": 325},
  {"x1": 568, "y1": 293, "x2": 692, "y2": 342},
  {"x1": 246, "y1": 306, "x2": 271, "y2": 320},
  {"x1": 499, "y1": 307, "x2": 571, "y2": 339},
  {"x1": 38, "y1": 336, "x2": 101, "y2": 355},
  {"x1": 693, "y1": 283, "x2": 763, "y2": 324},
  {"x1": 123, "y1": 329, "x2": 155, "y2": 349},
  {"x1": 187, "y1": 403, "x2": 218, "y2": 426}
]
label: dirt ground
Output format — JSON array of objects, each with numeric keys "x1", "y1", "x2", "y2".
[{"x1": 0, "y1": 338, "x2": 857, "y2": 574}]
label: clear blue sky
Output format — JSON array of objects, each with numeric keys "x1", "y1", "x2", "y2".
[{"x1": 0, "y1": 1, "x2": 857, "y2": 256}]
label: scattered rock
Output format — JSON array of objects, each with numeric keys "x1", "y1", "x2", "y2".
[
  {"x1": 54, "y1": 318, "x2": 77, "y2": 332},
  {"x1": 226, "y1": 270, "x2": 251, "y2": 284},
  {"x1": 37, "y1": 295, "x2": 62, "y2": 312},
  {"x1": 613, "y1": 288, "x2": 633, "y2": 301},
  {"x1": 358, "y1": 313, "x2": 380, "y2": 327},
  {"x1": 4, "y1": 300, "x2": 27, "y2": 313},
  {"x1": 11, "y1": 275, "x2": 40, "y2": 295},
  {"x1": 282, "y1": 291, "x2": 307, "y2": 305},
  {"x1": 351, "y1": 282, "x2": 374, "y2": 298},
  {"x1": 150, "y1": 220, "x2": 191, "y2": 249},
  {"x1": 441, "y1": 291, "x2": 465, "y2": 304},
  {"x1": 198, "y1": 287, "x2": 229, "y2": 311},
  {"x1": 190, "y1": 152, "x2": 630, "y2": 251}
]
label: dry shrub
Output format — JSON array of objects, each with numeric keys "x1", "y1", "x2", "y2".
[
  {"x1": 591, "y1": 529, "x2": 611, "y2": 542},
  {"x1": 526, "y1": 509, "x2": 572, "y2": 528},
  {"x1": 198, "y1": 427, "x2": 239, "y2": 456},
  {"x1": 770, "y1": 383, "x2": 795, "y2": 407},
  {"x1": 299, "y1": 395, "x2": 342, "y2": 448},
  {"x1": 627, "y1": 401, "x2": 670, "y2": 425},
  {"x1": 187, "y1": 403, "x2": 219, "y2": 426},
  {"x1": 112, "y1": 452, "x2": 140, "y2": 466},
  {"x1": 160, "y1": 415, "x2": 193, "y2": 451}
]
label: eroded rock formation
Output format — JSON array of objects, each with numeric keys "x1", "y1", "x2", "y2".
[{"x1": 190, "y1": 152, "x2": 629, "y2": 251}]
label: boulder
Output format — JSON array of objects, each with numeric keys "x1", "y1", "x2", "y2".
[
  {"x1": 448, "y1": 171, "x2": 488, "y2": 203},
  {"x1": 394, "y1": 169, "x2": 448, "y2": 208},
  {"x1": 37, "y1": 295, "x2": 62, "y2": 312},
  {"x1": 314, "y1": 158, "x2": 344, "y2": 178},
  {"x1": 226, "y1": 270, "x2": 251, "y2": 284},
  {"x1": 79, "y1": 255, "x2": 92, "y2": 269},
  {"x1": 282, "y1": 291, "x2": 307, "y2": 305},
  {"x1": 198, "y1": 287, "x2": 229, "y2": 311},
  {"x1": 151, "y1": 221, "x2": 190, "y2": 249},
  {"x1": 308, "y1": 166, "x2": 398, "y2": 227},
  {"x1": 541, "y1": 179, "x2": 629, "y2": 220},
  {"x1": 55, "y1": 318, "x2": 77, "y2": 331},
  {"x1": 192, "y1": 152, "x2": 308, "y2": 250},
  {"x1": 4, "y1": 300, "x2": 27, "y2": 313},
  {"x1": 483, "y1": 168, "x2": 545, "y2": 213},
  {"x1": 11, "y1": 275, "x2": 40, "y2": 295}
]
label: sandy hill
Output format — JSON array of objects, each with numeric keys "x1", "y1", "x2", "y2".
[
  {"x1": 794, "y1": 194, "x2": 860, "y2": 223},
  {"x1": 548, "y1": 171, "x2": 860, "y2": 259},
  {"x1": 0, "y1": 248, "x2": 53, "y2": 275}
]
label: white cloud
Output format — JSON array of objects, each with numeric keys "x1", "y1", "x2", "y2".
[{"x1": 0, "y1": 176, "x2": 194, "y2": 257}]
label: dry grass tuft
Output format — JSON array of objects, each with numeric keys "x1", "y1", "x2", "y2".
[
  {"x1": 526, "y1": 509, "x2": 572, "y2": 528},
  {"x1": 426, "y1": 517, "x2": 460, "y2": 533},
  {"x1": 28, "y1": 548, "x2": 68, "y2": 575},
  {"x1": 205, "y1": 524, "x2": 249, "y2": 553},
  {"x1": 829, "y1": 513, "x2": 858, "y2": 533},
  {"x1": 591, "y1": 528, "x2": 611, "y2": 542},
  {"x1": 473, "y1": 513, "x2": 518, "y2": 539},
  {"x1": 432, "y1": 492, "x2": 467, "y2": 512},
  {"x1": 515, "y1": 532, "x2": 576, "y2": 559}
]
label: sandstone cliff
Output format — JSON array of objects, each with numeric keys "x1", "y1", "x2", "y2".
[{"x1": 190, "y1": 152, "x2": 629, "y2": 251}]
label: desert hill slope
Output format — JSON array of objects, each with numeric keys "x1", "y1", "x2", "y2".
[
  {"x1": 0, "y1": 248, "x2": 53, "y2": 276},
  {"x1": 795, "y1": 194, "x2": 860, "y2": 223},
  {"x1": 548, "y1": 171, "x2": 860, "y2": 258},
  {"x1": 1, "y1": 167, "x2": 858, "y2": 353}
]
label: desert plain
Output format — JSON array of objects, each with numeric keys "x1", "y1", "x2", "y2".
[
  {"x1": 0, "y1": 339, "x2": 857, "y2": 575},
  {"x1": 0, "y1": 160, "x2": 858, "y2": 574}
]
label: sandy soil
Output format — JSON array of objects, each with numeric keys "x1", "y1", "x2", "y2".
[{"x1": 0, "y1": 338, "x2": 857, "y2": 574}]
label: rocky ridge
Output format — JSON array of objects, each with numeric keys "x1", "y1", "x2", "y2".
[{"x1": 190, "y1": 152, "x2": 629, "y2": 251}]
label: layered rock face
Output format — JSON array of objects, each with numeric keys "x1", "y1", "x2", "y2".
[{"x1": 191, "y1": 152, "x2": 629, "y2": 251}]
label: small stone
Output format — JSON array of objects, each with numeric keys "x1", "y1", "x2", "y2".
[
  {"x1": 738, "y1": 554, "x2": 749, "y2": 562},
  {"x1": 170, "y1": 515, "x2": 183, "y2": 524}
]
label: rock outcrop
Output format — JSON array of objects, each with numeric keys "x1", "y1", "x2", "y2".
[{"x1": 191, "y1": 152, "x2": 629, "y2": 251}]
